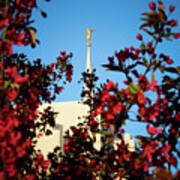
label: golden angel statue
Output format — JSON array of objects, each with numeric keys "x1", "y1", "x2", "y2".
[{"x1": 86, "y1": 28, "x2": 94, "y2": 47}]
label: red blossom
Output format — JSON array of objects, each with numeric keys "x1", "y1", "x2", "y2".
[
  {"x1": 134, "y1": 160, "x2": 143, "y2": 170},
  {"x1": 142, "y1": 141, "x2": 157, "y2": 161},
  {"x1": 79, "y1": 156, "x2": 84, "y2": 161},
  {"x1": 37, "y1": 132, "x2": 43, "y2": 138},
  {"x1": 170, "y1": 20, "x2": 177, "y2": 27},
  {"x1": 138, "y1": 106, "x2": 146, "y2": 116},
  {"x1": 55, "y1": 86, "x2": 64, "y2": 93},
  {"x1": 168, "y1": 156, "x2": 177, "y2": 167},
  {"x1": 171, "y1": 128, "x2": 176, "y2": 134},
  {"x1": 0, "y1": 18, "x2": 9, "y2": 29},
  {"x1": 0, "y1": 172, "x2": 4, "y2": 179},
  {"x1": 6, "y1": 165, "x2": 17, "y2": 177},
  {"x1": 96, "y1": 105, "x2": 104, "y2": 115},
  {"x1": 149, "y1": 2, "x2": 156, "y2": 10},
  {"x1": 7, "y1": 89, "x2": 18, "y2": 101},
  {"x1": 136, "y1": 33, "x2": 143, "y2": 40},
  {"x1": 150, "y1": 80, "x2": 157, "y2": 91},
  {"x1": 174, "y1": 33, "x2": 180, "y2": 39},
  {"x1": 113, "y1": 102, "x2": 122, "y2": 114},
  {"x1": 23, "y1": 174, "x2": 35, "y2": 180},
  {"x1": 119, "y1": 128, "x2": 124, "y2": 133},
  {"x1": 135, "y1": 48, "x2": 140, "y2": 55},
  {"x1": 83, "y1": 131, "x2": 89, "y2": 138},
  {"x1": 75, "y1": 165, "x2": 83, "y2": 176},
  {"x1": 105, "y1": 111, "x2": 114, "y2": 121},
  {"x1": 166, "y1": 59, "x2": 173, "y2": 64},
  {"x1": 105, "y1": 81, "x2": 117, "y2": 90},
  {"x1": 89, "y1": 159, "x2": 96, "y2": 167},
  {"x1": 137, "y1": 92, "x2": 146, "y2": 105},
  {"x1": 64, "y1": 143, "x2": 70, "y2": 151},
  {"x1": 147, "y1": 41, "x2": 152, "y2": 47},
  {"x1": 129, "y1": 46, "x2": 134, "y2": 50},
  {"x1": 89, "y1": 119, "x2": 98, "y2": 127},
  {"x1": 147, "y1": 125, "x2": 163, "y2": 136},
  {"x1": 175, "y1": 113, "x2": 180, "y2": 121},
  {"x1": 0, "y1": 41, "x2": 12, "y2": 55},
  {"x1": 169, "y1": 5, "x2": 175, "y2": 13}
]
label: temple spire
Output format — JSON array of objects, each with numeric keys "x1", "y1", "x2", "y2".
[
  {"x1": 85, "y1": 29, "x2": 101, "y2": 151},
  {"x1": 86, "y1": 28, "x2": 94, "y2": 73},
  {"x1": 83, "y1": 28, "x2": 94, "y2": 102}
]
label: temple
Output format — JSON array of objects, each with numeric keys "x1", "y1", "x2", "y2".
[
  {"x1": 36, "y1": 29, "x2": 135, "y2": 156},
  {"x1": 36, "y1": 28, "x2": 94, "y2": 155}
]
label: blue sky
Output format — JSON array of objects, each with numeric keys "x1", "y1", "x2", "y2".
[
  {"x1": 14, "y1": 0, "x2": 180, "y2": 136},
  {"x1": 15, "y1": 0, "x2": 180, "y2": 102}
]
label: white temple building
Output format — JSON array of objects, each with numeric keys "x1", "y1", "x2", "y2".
[{"x1": 36, "y1": 29, "x2": 135, "y2": 156}]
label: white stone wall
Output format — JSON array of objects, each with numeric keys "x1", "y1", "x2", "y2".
[
  {"x1": 36, "y1": 101, "x2": 89, "y2": 156},
  {"x1": 36, "y1": 101, "x2": 135, "y2": 161}
]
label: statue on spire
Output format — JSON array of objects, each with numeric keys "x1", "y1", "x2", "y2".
[{"x1": 86, "y1": 28, "x2": 94, "y2": 47}]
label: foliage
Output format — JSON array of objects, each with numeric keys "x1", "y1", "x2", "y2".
[
  {"x1": 54, "y1": 1, "x2": 180, "y2": 179},
  {"x1": 0, "y1": 0, "x2": 73, "y2": 179},
  {"x1": 0, "y1": 0, "x2": 180, "y2": 180}
]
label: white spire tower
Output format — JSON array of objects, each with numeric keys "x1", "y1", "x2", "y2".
[
  {"x1": 86, "y1": 44, "x2": 92, "y2": 73},
  {"x1": 83, "y1": 28, "x2": 94, "y2": 101},
  {"x1": 86, "y1": 28, "x2": 94, "y2": 73}
]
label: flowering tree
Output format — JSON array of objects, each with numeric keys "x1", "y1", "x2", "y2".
[
  {"x1": 50, "y1": 1, "x2": 180, "y2": 180},
  {"x1": 0, "y1": 0, "x2": 73, "y2": 179},
  {"x1": 0, "y1": 0, "x2": 180, "y2": 180}
]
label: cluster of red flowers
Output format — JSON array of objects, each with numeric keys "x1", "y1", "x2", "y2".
[
  {"x1": 0, "y1": 52, "x2": 73, "y2": 178},
  {"x1": 136, "y1": 1, "x2": 180, "y2": 44},
  {"x1": 0, "y1": 0, "x2": 39, "y2": 55}
]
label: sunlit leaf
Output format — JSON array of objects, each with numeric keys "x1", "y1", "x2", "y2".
[
  {"x1": 140, "y1": 43, "x2": 146, "y2": 50},
  {"x1": 128, "y1": 82, "x2": 141, "y2": 95},
  {"x1": 4, "y1": 80, "x2": 11, "y2": 89},
  {"x1": 29, "y1": 28, "x2": 36, "y2": 46},
  {"x1": 143, "y1": 58, "x2": 149, "y2": 66},
  {"x1": 165, "y1": 37, "x2": 173, "y2": 41},
  {"x1": 140, "y1": 17, "x2": 149, "y2": 21}
]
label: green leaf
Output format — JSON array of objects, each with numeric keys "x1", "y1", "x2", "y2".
[
  {"x1": 29, "y1": 28, "x2": 36, "y2": 46},
  {"x1": 98, "y1": 130, "x2": 108, "y2": 135},
  {"x1": 2, "y1": 27, "x2": 7, "y2": 39},
  {"x1": 11, "y1": 83, "x2": 20, "y2": 89},
  {"x1": 4, "y1": 80, "x2": 11, "y2": 89},
  {"x1": 143, "y1": 58, "x2": 149, "y2": 66},
  {"x1": 176, "y1": 66, "x2": 180, "y2": 72},
  {"x1": 116, "y1": 90, "x2": 123, "y2": 98},
  {"x1": 159, "y1": 66, "x2": 165, "y2": 73},
  {"x1": 141, "y1": 11, "x2": 156, "y2": 17},
  {"x1": 140, "y1": 17, "x2": 149, "y2": 21},
  {"x1": 165, "y1": 37, "x2": 172, "y2": 41},
  {"x1": 140, "y1": 43, "x2": 146, "y2": 50},
  {"x1": 128, "y1": 82, "x2": 141, "y2": 95},
  {"x1": 143, "y1": 29, "x2": 153, "y2": 36}
]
